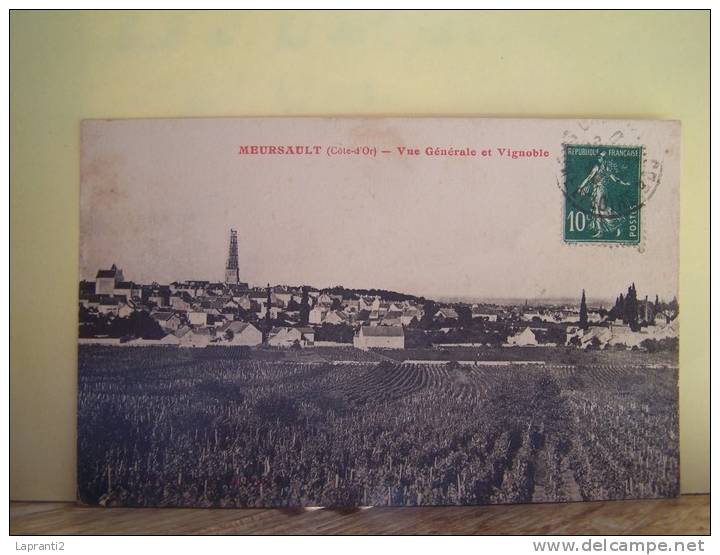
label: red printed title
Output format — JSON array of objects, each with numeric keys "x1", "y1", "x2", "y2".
[{"x1": 238, "y1": 145, "x2": 550, "y2": 160}]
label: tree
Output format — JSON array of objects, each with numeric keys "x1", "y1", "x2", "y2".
[
  {"x1": 420, "y1": 300, "x2": 437, "y2": 329},
  {"x1": 258, "y1": 285, "x2": 273, "y2": 341},
  {"x1": 265, "y1": 285, "x2": 272, "y2": 327},
  {"x1": 587, "y1": 336, "x2": 602, "y2": 351},
  {"x1": 79, "y1": 305, "x2": 111, "y2": 337},
  {"x1": 623, "y1": 283, "x2": 639, "y2": 331},
  {"x1": 608, "y1": 294, "x2": 623, "y2": 322},
  {"x1": 579, "y1": 289, "x2": 588, "y2": 331},
  {"x1": 316, "y1": 323, "x2": 354, "y2": 343},
  {"x1": 652, "y1": 294, "x2": 660, "y2": 324},
  {"x1": 299, "y1": 286, "x2": 310, "y2": 325},
  {"x1": 457, "y1": 305, "x2": 472, "y2": 327},
  {"x1": 108, "y1": 310, "x2": 164, "y2": 339}
]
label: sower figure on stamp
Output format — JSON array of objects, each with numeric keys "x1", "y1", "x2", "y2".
[{"x1": 578, "y1": 151, "x2": 631, "y2": 238}]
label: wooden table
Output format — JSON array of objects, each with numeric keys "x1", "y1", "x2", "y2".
[{"x1": 10, "y1": 495, "x2": 709, "y2": 535}]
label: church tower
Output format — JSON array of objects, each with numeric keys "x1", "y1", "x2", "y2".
[{"x1": 225, "y1": 229, "x2": 240, "y2": 284}]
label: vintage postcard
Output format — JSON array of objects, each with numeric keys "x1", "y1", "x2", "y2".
[{"x1": 78, "y1": 117, "x2": 680, "y2": 507}]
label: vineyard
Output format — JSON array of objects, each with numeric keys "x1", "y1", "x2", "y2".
[{"x1": 78, "y1": 346, "x2": 679, "y2": 507}]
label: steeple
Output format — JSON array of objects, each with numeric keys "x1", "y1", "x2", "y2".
[{"x1": 225, "y1": 229, "x2": 240, "y2": 284}]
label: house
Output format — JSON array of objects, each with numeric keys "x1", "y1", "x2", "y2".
[
  {"x1": 400, "y1": 313, "x2": 419, "y2": 327},
  {"x1": 284, "y1": 310, "x2": 300, "y2": 323},
  {"x1": 566, "y1": 326, "x2": 614, "y2": 349},
  {"x1": 588, "y1": 311, "x2": 603, "y2": 323},
  {"x1": 607, "y1": 323, "x2": 642, "y2": 349},
  {"x1": 250, "y1": 302, "x2": 281, "y2": 319},
  {"x1": 178, "y1": 326, "x2": 214, "y2": 348},
  {"x1": 169, "y1": 292, "x2": 193, "y2": 311},
  {"x1": 233, "y1": 295, "x2": 253, "y2": 310},
  {"x1": 647, "y1": 319, "x2": 678, "y2": 340},
  {"x1": 297, "y1": 327, "x2": 315, "y2": 345},
  {"x1": 353, "y1": 325, "x2": 405, "y2": 350},
  {"x1": 267, "y1": 327, "x2": 304, "y2": 348},
  {"x1": 218, "y1": 321, "x2": 262, "y2": 346},
  {"x1": 117, "y1": 300, "x2": 138, "y2": 318},
  {"x1": 171, "y1": 280, "x2": 209, "y2": 297},
  {"x1": 143, "y1": 285, "x2": 171, "y2": 307},
  {"x1": 274, "y1": 292, "x2": 293, "y2": 307},
  {"x1": 188, "y1": 311, "x2": 208, "y2": 327},
  {"x1": 223, "y1": 299, "x2": 240, "y2": 311},
  {"x1": 168, "y1": 291, "x2": 193, "y2": 310},
  {"x1": 435, "y1": 308, "x2": 459, "y2": 320},
  {"x1": 587, "y1": 326, "x2": 614, "y2": 348},
  {"x1": 152, "y1": 311, "x2": 182, "y2": 331},
  {"x1": 382, "y1": 310, "x2": 403, "y2": 326},
  {"x1": 202, "y1": 313, "x2": 226, "y2": 328},
  {"x1": 323, "y1": 310, "x2": 349, "y2": 325},
  {"x1": 173, "y1": 326, "x2": 192, "y2": 342},
  {"x1": 471, "y1": 307, "x2": 499, "y2": 321},
  {"x1": 157, "y1": 333, "x2": 180, "y2": 346},
  {"x1": 205, "y1": 282, "x2": 226, "y2": 295},
  {"x1": 565, "y1": 325, "x2": 580, "y2": 345},
  {"x1": 199, "y1": 298, "x2": 225, "y2": 313},
  {"x1": 113, "y1": 281, "x2": 141, "y2": 300},
  {"x1": 505, "y1": 327, "x2": 539, "y2": 347},
  {"x1": 249, "y1": 291, "x2": 268, "y2": 301},
  {"x1": 97, "y1": 297, "x2": 122, "y2": 316},
  {"x1": 401, "y1": 306, "x2": 422, "y2": 323},
  {"x1": 521, "y1": 311, "x2": 543, "y2": 322},
  {"x1": 81, "y1": 294, "x2": 102, "y2": 309},
  {"x1": 95, "y1": 264, "x2": 124, "y2": 295},
  {"x1": 309, "y1": 306, "x2": 326, "y2": 324},
  {"x1": 555, "y1": 310, "x2": 580, "y2": 323}
]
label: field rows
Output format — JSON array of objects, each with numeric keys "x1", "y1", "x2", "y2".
[{"x1": 78, "y1": 347, "x2": 679, "y2": 507}]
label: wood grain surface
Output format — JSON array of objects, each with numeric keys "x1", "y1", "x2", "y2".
[{"x1": 10, "y1": 495, "x2": 709, "y2": 535}]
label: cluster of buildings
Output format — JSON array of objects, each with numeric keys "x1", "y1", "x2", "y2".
[
  {"x1": 79, "y1": 263, "x2": 412, "y2": 349},
  {"x1": 81, "y1": 223, "x2": 429, "y2": 349},
  {"x1": 78, "y1": 231, "x2": 678, "y2": 352},
  {"x1": 501, "y1": 320, "x2": 678, "y2": 349},
  {"x1": 563, "y1": 320, "x2": 679, "y2": 349}
]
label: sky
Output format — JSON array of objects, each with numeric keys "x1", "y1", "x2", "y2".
[{"x1": 80, "y1": 117, "x2": 680, "y2": 302}]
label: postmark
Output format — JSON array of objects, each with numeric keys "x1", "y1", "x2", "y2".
[{"x1": 563, "y1": 144, "x2": 643, "y2": 245}]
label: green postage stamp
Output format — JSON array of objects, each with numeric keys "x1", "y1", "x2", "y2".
[{"x1": 563, "y1": 144, "x2": 643, "y2": 245}]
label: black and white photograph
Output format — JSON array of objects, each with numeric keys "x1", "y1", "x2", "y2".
[{"x1": 76, "y1": 117, "x2": 681, "y2": 508}]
